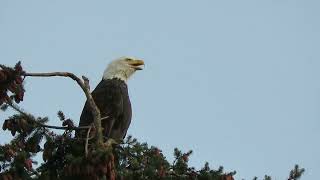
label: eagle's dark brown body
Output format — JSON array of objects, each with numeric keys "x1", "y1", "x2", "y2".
[{"x1": 78, "y1": 78, "x2": 132, "y2": 140}]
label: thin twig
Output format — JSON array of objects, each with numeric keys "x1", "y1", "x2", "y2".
[
  {"x1": 85, "y1": 125, "x2": 93, "y2": 157},
  {"x1": 7, "y1": 101, "x2": 91, "y2": 130},
  {"x1": 172, "y1": 158, "x2": 178, "y2": 170},
  {"x1": 100, "y1": 116, "x2": 109, "y2": 121},
  {"x1": 82, "y1": 76, "x2": 90, "y2": 90},
  {"x1": 24, "y1": 72, "x2": 103, "y2": 145}
]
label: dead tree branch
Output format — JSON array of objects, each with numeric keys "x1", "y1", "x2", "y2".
[
  {"x1": 24, "y1": 72, "x2": 103, "y2": 145},
  {"x1": 85, "y1": 125, "x2": 93, "y2": 157},
  {"x1": 7, "y1": 100, "x2": 91, "y2": 130}
]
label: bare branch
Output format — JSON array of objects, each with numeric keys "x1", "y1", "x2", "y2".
[
  {"x1": 24, "y1": 72, "x2": 103, "y2": 145},
  {"x1": 7, "y1": 101, "x2": 91, "y2": 130},
  {"x1": 100, "y1": 116, "x2": 109, "y2": 121},
  {"x1": 85, "y1": 125, "x2": 93, "y2": 157},
  {"x1": 82, "y1": 75, "x2": 90, "y2": 90}
]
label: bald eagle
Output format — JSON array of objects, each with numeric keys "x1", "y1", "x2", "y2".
[{"x1": 78, "y1": 57, "x2": 144, "y2": 141}]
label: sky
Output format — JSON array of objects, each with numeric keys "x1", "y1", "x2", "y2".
[{"x1": 0, "y1": 0, "x2": 319, "y2": 179}]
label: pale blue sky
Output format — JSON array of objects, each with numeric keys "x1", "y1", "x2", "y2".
[{"x1": 1, "y1": 0, "x2": 319, "y2": 179}]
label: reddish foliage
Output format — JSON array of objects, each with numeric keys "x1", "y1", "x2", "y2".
[
  {"x1": 221, "y1": 174, "x2": 235, "y2": 180},
  {"x1": 0, "y1": 62, "x2": 25, "y2": 105},
  {"x1": 24, "y1": 159, "x2": 33, "y2": 171},
  {"x1": 158, "y1": 165, "x2": 165, "y2": 178},
  {"x1": 182, "y1": 154, "x2": 189, "y2": 162},
  {"x1": 154, "y1": 148, "x2": 161, "y2": 156},
  {"x1": 0, "y1": 173, "x2": 13, "y2": 180},
  {"x1": 14, "y1": 62, "x2": 23, "y2": 73},
  {"x1": 62, "y1": 154, "x2": 116, "y2": 179}
]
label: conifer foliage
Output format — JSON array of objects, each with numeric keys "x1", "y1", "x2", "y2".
[{"x1": 0, "y1": 62, "x2": 304, "y2": 180}]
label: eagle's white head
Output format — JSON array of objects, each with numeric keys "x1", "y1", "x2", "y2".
[{"x1": 103, "y1": 57, "x2": 145, "y2": 82}]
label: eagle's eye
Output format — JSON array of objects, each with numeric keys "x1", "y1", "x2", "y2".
[{"x1": 125, "y1": 58, "x2": 132, "y2": 61}]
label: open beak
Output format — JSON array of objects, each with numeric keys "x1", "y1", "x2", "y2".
[{"x1": 129, "y1": 59, "x2": 145, "y2": 70}]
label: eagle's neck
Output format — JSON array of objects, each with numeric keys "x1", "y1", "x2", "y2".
[{"x1": 103, "y1": 70, "x2": 129, "y2": 82}]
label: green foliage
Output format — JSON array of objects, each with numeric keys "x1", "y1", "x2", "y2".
[
  {"x1": 288, "y1": 165, "x2": 305, "y2": 180},
  {"x1": 0, "y1": 115, "x2": 236, "y2": 180},
  {"x1": 264, "y1": 175, "x2": 272, "y2": 180}
]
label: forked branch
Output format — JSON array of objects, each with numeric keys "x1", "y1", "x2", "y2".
[{"x1": 24, "y1": 72, "x2": 103, "y2": 145}]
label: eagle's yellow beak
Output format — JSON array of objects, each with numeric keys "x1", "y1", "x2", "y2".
[{"x1": 129, "y1": 59, "x2": 145, "y2": 70}]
